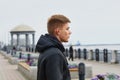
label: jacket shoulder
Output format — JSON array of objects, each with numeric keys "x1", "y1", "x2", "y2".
[{"x1": 44, "y1": 47, "x2": 62, "y2": 56}]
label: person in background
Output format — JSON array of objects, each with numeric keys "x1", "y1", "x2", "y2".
[
  {"x1": 35, "y1": 14, "x2": 72, "y2": 80},
  {"x1": 68, "y1": 45, "x2": 74, "y2": 61}
]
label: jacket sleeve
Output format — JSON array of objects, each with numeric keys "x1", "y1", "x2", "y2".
[{"x1": 46, "y1": 54, "x2": 63, "y2": 80}]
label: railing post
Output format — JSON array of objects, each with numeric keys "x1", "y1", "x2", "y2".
[
  {"x1": 27, "y1": 53, "x2": 31, "y2": 62},
  {"x1": 19, "y1": 52, "x2": 22, "y2": 59},
  {"x1": 78, "y1": 62, "x2": 85, "y2": 80}
]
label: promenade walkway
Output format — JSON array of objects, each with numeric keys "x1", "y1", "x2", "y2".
[
  {"x1": 0, "y1": 51, "x2": 120, "y2": 80},
  {"x1": 0, "y1": 53, "x2": 27, "y2": 80}
]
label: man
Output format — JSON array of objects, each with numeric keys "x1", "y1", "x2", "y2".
[{"x1": 36, "y1": 14, "x2": 72, "y2": 80}]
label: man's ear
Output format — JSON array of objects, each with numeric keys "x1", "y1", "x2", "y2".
[{"x1": 54, "y1": 28, "x2": 60, "y2": 35}]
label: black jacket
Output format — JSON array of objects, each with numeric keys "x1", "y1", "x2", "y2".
[{"x1": 36, "y1": 34, "x2": 71, "y2": 80}]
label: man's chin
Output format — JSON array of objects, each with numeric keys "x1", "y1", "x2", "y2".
[{"x1": 63, "y1": 40, "x2": 68, "y2": 42}]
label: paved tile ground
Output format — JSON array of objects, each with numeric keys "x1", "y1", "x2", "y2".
[
  {"x1": 0, "y1": 53, "x2": 27, "y2": 80},
  {"x1": 1, "y1": 51, "x2": 120, "y2": 80}
]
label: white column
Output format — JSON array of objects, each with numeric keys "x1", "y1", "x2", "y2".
[
  {"x1": 11, "y1": 33, "x2": 13, "y2": 47},
  {"x1": 32, "y1": 33, "x2": 35, "y2": 52},
  {"x1": 17, "y1": 34, "x2": 20, "y2": 47},
  {"x1": 25, "y1": 34, "x2": 29, "y2": 51}
]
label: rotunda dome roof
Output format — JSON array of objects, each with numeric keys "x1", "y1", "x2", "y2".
[{"x1": 10, "y1": 24, "x2": 35, "y2": 32}]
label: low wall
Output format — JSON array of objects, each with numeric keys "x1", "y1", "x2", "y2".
[
  {"x1": 0, "y1": 51, "x2": 11, "y2": 59},
  {"x1": 0, "y1": 51, "x2": 26, "y2": 64},
  {"x1": 8, "y1": 57, "x2": 25, "y2": 64},
  {"x1": 18, "y1": 62, "x2": 92, "y2": 80},
  {"x1": 18, "y1": 62, "x2": 31, "y2": 80},
  {"x1": 18, "y1": 62, "x2": 37, "y2": 80}
]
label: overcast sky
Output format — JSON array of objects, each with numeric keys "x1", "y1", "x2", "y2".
[{"x1": 0, "y1": 0, "x2": 120, "y2": 45}]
